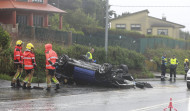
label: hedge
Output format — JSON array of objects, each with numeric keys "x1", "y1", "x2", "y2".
[{"x1": 0, "y1": 43, "x2": 146, "y2": 81}]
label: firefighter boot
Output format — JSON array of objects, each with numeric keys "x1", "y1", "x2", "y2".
[
  {"x1": 169, "y1": 78, "x2": 172, "y2": 81},
  {"x1": 174, "y1": 77, "x2": 176, "y2": 81},
  {"x1": 11, "y1": 82, "x2": 15, "y2": 88},
  {"x1": 27, "y1": 83, "x2": 32, "y2": 89},
  {"x1": 16, "y1": 79, "x2": 22, "y2": 87},
  {"x1": 55, "y1": 84, "x2": 60, "y2": 90},
  {"x1": 22, "y1": 82, "x2": 27, "y2": 89}
]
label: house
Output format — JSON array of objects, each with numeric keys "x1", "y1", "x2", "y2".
[
  {"x1": 0, "y1": 0, "x2": 66, "y2": 36},
  {"x1": 110, "y1": 10, "x2": 185, "y2": 38}
]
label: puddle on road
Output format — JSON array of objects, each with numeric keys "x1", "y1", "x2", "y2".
[{"x1": 0, "y1": 85, "x2": 117, "y2": 102}]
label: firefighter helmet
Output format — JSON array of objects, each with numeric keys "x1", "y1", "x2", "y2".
[
  {"x1": 26, "y1": 43, "x2": 34, "y2": 50},
  {"x1": 16, "y1": 40, "x2": 23, "y2": 46},
  {"x1": 185, "y1": 58, "x2": 189, "y2": 63}
]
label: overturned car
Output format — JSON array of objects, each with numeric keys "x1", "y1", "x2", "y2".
[{"x1": 55, "y1": 55, "x2": 152, "y2": 89}]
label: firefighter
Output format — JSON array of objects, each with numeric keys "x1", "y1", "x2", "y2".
[
  {"x1": 11, "y1": 40, "x2": 23, "y2": 87},
  {"x1": 86, "y1": 48, "x2": 96, "y2": 62},
  {"x1": 169, "y1": 55, "x2": 179, "y2": 81},
  {"x1": 184, "y1": 58, "x2": 189, "y2": 80},
  {"x1": 22, "y1": 43, "x2": 36, "y2": 89},
  {"x1": 45, "y1": 44, "x2": 60, "y2": 91},
  {"x1": 161, "y1": 53, "x2": 167, "y2": 81}
]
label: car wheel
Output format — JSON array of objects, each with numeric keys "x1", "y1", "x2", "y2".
[
  {"x1": 99, "y1": 63, "x2": 112, "y2": 74},
  {"x1": 187, "y1": 83, "x2": 190, "y2": 89},
  {"x1": 58, "y1": 54, "x2": 69, "y2": 66},
  {"x1": 119, "y1": 64, "x2": 128, "y2": 73}
]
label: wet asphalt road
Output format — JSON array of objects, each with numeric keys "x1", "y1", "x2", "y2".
[{"x1": 0, "y1": 78, "x2": 190, "y2": 111}]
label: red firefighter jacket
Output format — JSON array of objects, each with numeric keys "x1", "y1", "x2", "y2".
[
  {"x1": 45, "y1": 44, "x2": 58, "y2": 69},
  {"x1": 14, "y1": 46, "x2": 23, "y2": 64},
  {"x1": 23, "y1": 50, "x2": 36, "y2": 70}
]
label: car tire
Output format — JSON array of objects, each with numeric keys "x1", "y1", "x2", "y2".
[
  {"x1": 187, "y1": 83, "x2": 190, "y2": 89},
  {"x1": 119, "y1": 64, "x2": 128, "y2": 73},
  {"x1": 58, "y1": 54, "x2": 69, "y2": 66},
  {"x1": 99, "y1": 63, "x2": 112, "y2": 74}
]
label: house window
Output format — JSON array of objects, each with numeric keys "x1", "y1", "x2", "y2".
[
  {"x1": 16, "y1": 15, "x2": 27, "y2": 25},
  {"x1": 131, "y1": 24, "x2": 141, "y2": 30},
  {"x1": 116, "y1": 24, "x2": 126, "y2": 29},
  {"x1": 32, "y1": 0, "x2": 43, "y2": 3},
  {"x1": 157, "y1": 29, "x2": 168, "y2": 35},
  {"x1": 147, "y1": 29, "x2": 152, "y2": 35},
  {"x1": 33, "y1": 15, "x2": 43, "y2": 27}
]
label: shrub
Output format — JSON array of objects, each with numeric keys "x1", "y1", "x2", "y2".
[
  {"x1": 1, "y1": 42, "x2": 148, "y2": 81},
  {"x1": 0, "y1": 27, "x2": 11, "y2": 50},
  {"x1": 145, "y1": 48, "x2": 189, "y2": 74}
]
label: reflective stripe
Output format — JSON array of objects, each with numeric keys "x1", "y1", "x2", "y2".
[
  {"x1": 31, "y1": 57, "x2": 35, "y2": 59},
  {"x1": 23, "y1": 57, "x2": 32, "y2": 59},
  {"x1": 15, "y1": 55, "x2": 20, "y2": 57},
  {"x1": 46, "y1": 65, "x2": 52, "y2": 67},
  {"x1": 50, "y1": 57, "x2": 58, "y2": 59},
  {"x1": 24, "y1": 65, "x2": 33, "y2": 67},
  {"x1": 47, "y1": 57, "x2": 57, "y2": 61}
]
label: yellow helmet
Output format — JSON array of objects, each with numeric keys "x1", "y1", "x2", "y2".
[
  {"x1": 26, "y1": 43, "x2": 34, "y2": 50},
  {"x1": 184, "y1": 58, "x2": 189, "y2": 62},
  {"x1": 16, "y1": 40, "x2": 23, "y2": 46}
]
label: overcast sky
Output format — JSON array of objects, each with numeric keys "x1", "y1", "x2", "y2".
[{"x1": 109, "y1": 0, "x2": 190, "y2": 32}]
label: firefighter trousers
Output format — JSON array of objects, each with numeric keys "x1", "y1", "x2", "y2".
[
  {"x1": 12, "y1": 65, "x2": 23, "y2": 83},
  {"x1": 46, "y1": 69, "x2": 59, "y2": 88},
  {"x1": 23, "y1": 69, "x2": 34, "y2": 87}
]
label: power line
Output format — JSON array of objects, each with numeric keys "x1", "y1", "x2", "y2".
[{"x1": 111, "y1": 5, "x2": 190, "y2": 7}]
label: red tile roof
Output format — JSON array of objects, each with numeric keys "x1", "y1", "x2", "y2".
[{"x1": 0, "y1": 0, "x2": 66, "y2": 13}]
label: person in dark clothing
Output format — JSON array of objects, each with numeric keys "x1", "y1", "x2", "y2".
[
  {"x1": 169, "y1": 55, "x2": 179, "y2": 81},
  {"x1": 161, "y1": 53, "x2": 167, "y2": 81}
]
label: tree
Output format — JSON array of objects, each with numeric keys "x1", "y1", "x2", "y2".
[
  {"x1": 48, "y1": 0, "x2": 114, "y2": 31},
  {"x1": 63, "y1": 9, "x2": 99, "y2": 30}
]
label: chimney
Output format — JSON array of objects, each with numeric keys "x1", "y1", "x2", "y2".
[{"x1": 162, "y1": 14, "x2": 166, "y2": 21}]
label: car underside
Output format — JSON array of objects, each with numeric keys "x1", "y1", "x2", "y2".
[{"x1": 55, "y1": 55, "x2": 152, "y2": 89}]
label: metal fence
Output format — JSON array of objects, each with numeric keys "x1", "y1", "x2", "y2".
[
  {"x1": 73, "y1": 34, "x2": 190, "y2": 53},
  {"x1": 18, "y1": 26, "x2": 190, "y2": 53},
  {"x1": 18, "y1": 25, "x2": 68, "y2": 45}
]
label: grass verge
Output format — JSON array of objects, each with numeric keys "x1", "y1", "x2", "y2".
[{"x1": 0, "y1": 74, "x2": 12, "y2": 81}]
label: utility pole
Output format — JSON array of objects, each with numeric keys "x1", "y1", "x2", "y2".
[
  {"x1": 105, "y1": 0, "x2": 109, "y2": 61},
  {"x1": 57, "y1": 0, "x2": 59, "y2": 8}
]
